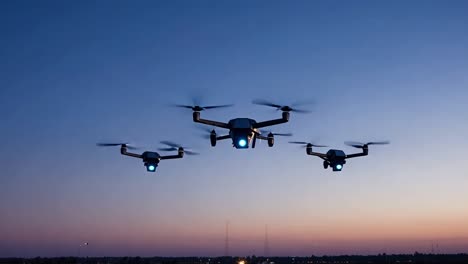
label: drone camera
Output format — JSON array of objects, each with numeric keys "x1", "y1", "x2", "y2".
[
  {"x1": 333, "y1": 164, "x2": 343, "y2": 171},
  {"x1": 145, "y1": 163, "x2": 158, "y2": 172},
  {"x1": 231, "y1": 130, "x2": 250, "y2": 149},
  {"x1": 236, "y1": 137, "x2": 248, "y2": 148},
  {"x1": 330, "y1": 160, "x2": 346, "y2": 171},
  {"x1": 142, "y1": 152, "x2": 161, "y2": 172},
  {"x1": 233, "y1": 135, "x2": 249, "y2": 149}
]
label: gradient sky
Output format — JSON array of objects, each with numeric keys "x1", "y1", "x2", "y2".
[{"x1": 1, "y1": 0, "x2": 468, "y2": 258}]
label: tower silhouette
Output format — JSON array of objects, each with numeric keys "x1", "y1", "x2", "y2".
[
  {"x1": 224, "y1": 221, "x2": 230, "y2": 256},
  {"x1": 264, "y1": 224, "x2": 270, "y2": 257}
]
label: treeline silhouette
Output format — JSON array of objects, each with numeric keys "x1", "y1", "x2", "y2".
[{"x1": 2, "y1": 254, "x2": 468, "y2": 264}]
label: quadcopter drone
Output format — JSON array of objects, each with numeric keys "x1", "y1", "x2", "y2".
[
  {"x1": 289, "y1": 140, "x2": 390, "y2": 171},
  {"x1": 175, "y1": 99, "x2": 310, "y2": 149},
  {"x1": 96, "y1": 141, "x2": 198, "y2": 172}
]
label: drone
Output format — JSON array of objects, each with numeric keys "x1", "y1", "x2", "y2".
[
  {"x1": 96, "y1": 141, "x2": 198, "y2": 172},
  {"x1": 175, "y1": 99, "x2": 310, "y2": 149},
  {"x1": 289, "y1": 140, "x2": 390, "y2": 171}
]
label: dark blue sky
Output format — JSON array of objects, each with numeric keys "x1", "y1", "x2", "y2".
[{"x1": 1, "y1": 0, "x2": 468, "y2": 257}]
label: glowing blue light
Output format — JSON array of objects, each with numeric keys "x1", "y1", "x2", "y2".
[
  {"x1": 148, "y1": 165, "x2": 156, "y2": 171},
  {"x1": 335, "y1": 164, "x2": 343, "y2": 170},
  {"x1": 238, "y1": 139, "x2": 247, "y2": 147}
]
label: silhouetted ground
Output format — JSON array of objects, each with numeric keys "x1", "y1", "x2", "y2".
[{"x1": 2, "y1": 254, "x2": 468, "y2": 264}]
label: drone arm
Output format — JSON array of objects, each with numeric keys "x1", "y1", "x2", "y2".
[
  {"x1": 193, "y1": 112, "x2": 230, "y2": 129},
  {"x1": 217, "y1": 135, "x2": 231, "y2": 141},
  {"x1": 345, "y1": 152, "x2": 368, "y2": 159},
  {"x1": 195, "y1": 118, "x2": 230, "y2": 129},
  {"x1": 345, "y1": 149, "x2": 368, "y2": 159},
  {"x1": 160, "y1": 148, "x2": 184, "y2": 160},
  {"x1": 160, "y1": 154, "x2": 183, "y2": 160},
  {"x1": 253, "y1": 112, "x2": 289, "y2": 129},
  {"x1": 305, "y1": 145, "x2": 327, "y2": 158},
  {"x1": 307, "y1": 151, "x2": 327, "y2": 159},
  {"x1": 120, "y1": 147, "x2": 142, "y2": 159}
]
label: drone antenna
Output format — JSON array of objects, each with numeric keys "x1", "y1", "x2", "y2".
[
  {"x1": 224, "y1": 220, "x2": 230, "y2": 256},
  {"x1": 264, "y1": 224, "x2": 270, "y2": 257}
]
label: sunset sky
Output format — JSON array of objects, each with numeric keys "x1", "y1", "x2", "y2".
[{"x1": 1, "y1": 0, "x2": 468, "y2": 257}]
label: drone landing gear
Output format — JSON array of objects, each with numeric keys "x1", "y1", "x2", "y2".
[
  {"x1": 323, "y1": 161, "x2": 329, "y2": 169},
  {"x1": 210, "y1": 130, "x2": 216, "y2": 147},
  {"x1": 267, "y1": 133, "x2": 274, "y2": 147}
]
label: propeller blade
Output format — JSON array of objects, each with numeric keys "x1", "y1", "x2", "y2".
[
  {"x1": 344, "y1": 141, "x2": 365, "y2": 148},
  {"x1": 345, "y1": 141, "x2": 390, "y2": 148},
  {"x1": 195, "y1": 126, "x2": 215, "y2": 133},
  {"x1": 159, "y1": 141, "x2": 198, "y2": 154},
  {"x1": 273, "y1": 133, "x2": 292, "y2": 137},
  {"x1": 195, "y1": 126, "x2": 216, "y2": 139},
  {"x1": 173, "y1": 104, "x2": 195, "y2": 109},
  {"x1": 288, "y1": 141, "x2": 327, "y2": 147},
  {"x1": 262, "y1": 130, "x2": 292, "y2": 137},
  {"x1": 157, "y1": 147, "x2": 177, "y2": 152},
  {"x1": 289, "y1": 141, "x2": 309, "y2": 145},
  {"x1": 203, "y1": 104, "x2": 234, "y2": 109},
  {"x1": 160, "y1": 141, "x2": 181, "y2": 148},
  {"x1": 126, "y1": 145, "x2": 138, "y2": 150},
  {"x1": 272, "y1": 133, "x2": 293, "y2": 137},
  {"x1": 252, "y1": 99, "x2": 282, "y2": 108},
  {"x1": 96, "y1": 142, "x2": 138, "y2": 150},
  {"x1": 311, "y1": 144, "x2": 327, "y2": 148},
  {"x1": 184, "y1": 150, "x2": 200, "y2": 155},
  {"x1": 253, "y1": 99, "x2": 311, "y2": 113},
  {"x1": 290, "y1": 108, "x2": 311, "y2": 113},
  {"x1": 173, "y1": 102, "x2": 233, "y2": 111},
  {"x1": 96, "y1": 143, "x2": 124, "y2": 147},
  {"x1": 161, "y1": 147, "x2": 199, "y2": 155},
  {"x1": 291, "y1": 100, "x2": 314, "y2": 107},
  {"x1": 367, "y1": 141, "x2": 390, "y2": 145}
]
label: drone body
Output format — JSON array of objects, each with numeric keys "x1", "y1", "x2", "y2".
[
  {"x1": 177, "y1": 100, "x2": 307, "y2": 149},
  {"x1": 226, "y1": 118, "x2": 258, "y2": 148},
  {"x1": 97, "y1": 142, "x2": 197, "y2": 172},
  {"x1": 321, "y1": 149, "x2": 347, "y2": 171},
  {"x1": 194, "y1": 112, "x2": 290, "y2": 149},
  {"x1": 290, "y1": 141, "x2": 389, "y2": 171}
]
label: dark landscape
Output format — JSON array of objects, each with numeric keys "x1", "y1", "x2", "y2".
[
  {"x1": 1, "y1": 0, "x2": 467, "y2": 262},
  {"x1": 3, "y1": 254, "x2": 468, "y2": 264}
]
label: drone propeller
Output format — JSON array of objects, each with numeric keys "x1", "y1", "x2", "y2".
[
  {"x1": 158, "y1": 141, "x2": 199, "y2": 155},
  {"x1": 199, "y1": 134, "x2": 211, "y2": 140},
  {"x1": 344, "y1": 141, "x2": 390, "y2": 148},
  {"x1": 174, "y1": 103, "x2": 233, "y2": 112},
  {"x1": 172, "y1": 95, "x2": 233, "y2": 111},
  {"x1": 195, "y1": 126, "x2": 216, "y2": 139},
  {"x1": 289, "y1": 141, "x2": 327, "y2": 148},
  {"x1": 263, "y1": 131, "x2": 293, "y2": 137},
  {"x1": 96, "y1": 142, "x2": 138, "y2": 150},
  {"x1": 252, "y1": 99, "x2": 312, "y2": 113}
]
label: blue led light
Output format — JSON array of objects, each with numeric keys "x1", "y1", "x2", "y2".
[
  {"x1": 148, "y1": 165, "x2": 156, "y2": 171},
  {"x1": 238, "y1": 139, "x2": 247, "y2": 147},
  {"x1": 335, "y1": 164, "x2": 343, "y2": 170}
]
